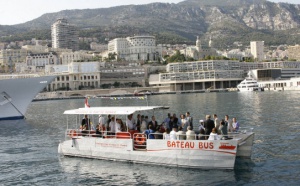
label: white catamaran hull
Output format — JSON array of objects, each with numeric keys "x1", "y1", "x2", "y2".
[
  {"x1": 58, "y1": 136, "x2": 249, "y2": 169},
  {"x1": 0, "y1": 76, "x2": 56, "y2": 120}
]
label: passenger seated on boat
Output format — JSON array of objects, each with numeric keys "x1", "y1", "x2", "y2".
[
  {"x1": 172, "y1": 113, "x2": 179, "y2": 128},
  {"x1": 208, "y1": 128, "x2": 220, "y2": 140},
  {"x1": 168, "y1": 116, "x2": 176, "y2": 130},
  {"x1": 81, "y1": 115, "x2": 91, "y2": 130},
  {"x1": 198, "y1": 128, "x2": 206, "y2": 140},
  {"x1": 144, "y1": 124, "x2": 155, "y2": 139},
  {"x1": 155, "y1": 125, "x2": 164, "y2": 139},
  {"x1": 199, "y1": 119, "x2": 205, "y2": 130},
  {"x1": 81, "y1": 115, "x2": 91, "y2": 136},
  {"x1": 136, "y1": 114, "x2": 142, "y2": 132},
  {"x1": 224, "y1": 115, "x2": 233, "y2": 132},
  {"x1": 232, "y1": 117, "x2": 240, "y2": 132},
  {"x1": 180, "y1": 114, "x2": 189, "y2": 132},
  {"x1": 162, "y1": 113, "x2": 171, "y2": 129},
  {"x1": 148, "y1": 116, "x2": 158, "y2": 132},
  {"x1": 170, "y1": 127, "x2": 177, "y2": 140},
  {"x1": 119, "y1": 119, "x2": 126, "y2": 132},
  {"x1": 220, "y1": 120, "x2": 228, "y2": 140},
  {"x1": 186, "y1": 126, "x2": 196, "y2": 140},
  {"x1": 204, "y1": 115, "x2": 214, "y2": 139},
  {"x1": 126, "y1": 115, "x2": 136, "y2": 131},
  {"x1": 95, "y1": 124, "x2": 102, "y2": 137},
  {"x1": 163, "y1": 128, "x2": 171, "y2": 140},
  {"x1": 176, "y1": 126, "x2": 186, "y2": 140},
  {"x1": 109, "y1": 116, "x2": 116, "y2": 135},
  {"x1": 140, "y1": 115, "x2": 147, "y2": 133},
  {"x1": 115, "y1": 119, "x2": 122, "y2": 133},
  {"x1": 99, "y1": 115, "x2": 105, "y2": 128},
  {"x1": 106, "y1": 115, "x2": 111, "y2": 131}
]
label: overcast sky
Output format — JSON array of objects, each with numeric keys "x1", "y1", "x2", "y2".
[{"x1": 0, "y1": 0, "x2": 298, "y2": 25}]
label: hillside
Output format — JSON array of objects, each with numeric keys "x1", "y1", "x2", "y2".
[{"x1": 1, "y1": 0, "x2": 300, "y2": 48}]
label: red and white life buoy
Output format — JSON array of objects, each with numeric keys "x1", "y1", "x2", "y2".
[{"x1": 68, "y1": 130, "x2": 77, "y2": 138}]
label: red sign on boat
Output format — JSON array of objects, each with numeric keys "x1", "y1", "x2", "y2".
[{"x1": 219, "y1": 143, "x2": 236, "y2": 150}]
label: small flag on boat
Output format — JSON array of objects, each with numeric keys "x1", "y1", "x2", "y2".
[{"x1": 85, "y1": 98, "x2": 90, "y2": 108}]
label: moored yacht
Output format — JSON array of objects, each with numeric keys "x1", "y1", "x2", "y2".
[
  {"x1": 0, "y1": 74, "x2": 56, "y2": 120},
  {"x1": 237, "y1": 78, "x2": 264, "y2": 92}
]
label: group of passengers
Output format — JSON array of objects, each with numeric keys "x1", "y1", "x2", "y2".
[{"x1": 81, "y1": 112, "x2": 240, "y2": 140}]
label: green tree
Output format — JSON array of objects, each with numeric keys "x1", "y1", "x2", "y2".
[
  {"x1": 113, "y1": 81, "x2": 120, "y2": 88},
  {"x1": 167, "y1": 50, "x2": 186, "y2": 63},
  {"x1": 108, "y1": 52, "x2": 117, "y2": 61}
]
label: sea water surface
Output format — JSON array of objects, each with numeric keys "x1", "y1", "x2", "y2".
[{"x1": 0, "y1": 91, "x2": 300, "y2": 185}]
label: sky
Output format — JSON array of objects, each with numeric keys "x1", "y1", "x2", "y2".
[{"x1": 0, "y1": 0, "x2": 299, "y2": 25}]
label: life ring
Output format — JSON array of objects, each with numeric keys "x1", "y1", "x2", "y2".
[
  {"x1": 69, "y1": 130, "x2": 77, "y2": 138},
  {"x1": 135, "y1": 134, "x2": 146, "y2": 145}
]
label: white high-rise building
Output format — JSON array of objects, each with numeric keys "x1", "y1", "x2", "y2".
[
  {"x1": 51, "y1": 18, "x2": 79, "y2": 51},
  {"x1": 250, "y1": 41, "x2": 264, "y2": 61},
  {"x1": 108, "y1": 35, "x2": 159, "y2": 61}
]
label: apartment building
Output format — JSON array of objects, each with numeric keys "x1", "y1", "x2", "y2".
[
  {"x1": 250, "y1": 41, "x2": 264, "y2": 61},
  {"x1": 51, "y1": 18, "x2": 79, "y2": 51},
  {"x1": 0, "y1": 49, "x2": 27, "y2": 72}
]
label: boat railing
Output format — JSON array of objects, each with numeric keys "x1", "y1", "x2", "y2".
[
  {"x1": 147, "y1": 133, "x2": 199, "y2": 140},
  {"x1": 66, "y1": 129, "x2": 134, "y2": 139},
  {"x1": 65, "y1": 128, "x2": 251, "y2": 141}
]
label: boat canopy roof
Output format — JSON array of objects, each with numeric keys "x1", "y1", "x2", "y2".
[{"x1": 63, "y1": 106, "x2": 169, "y2": 115}]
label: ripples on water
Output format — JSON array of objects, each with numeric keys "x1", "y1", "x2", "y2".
[{"x1": 0, "y1": 92, "x2": 300, "y2": 185}]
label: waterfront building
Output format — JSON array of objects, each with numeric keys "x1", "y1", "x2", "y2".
[
  {"x1": 149, "y1": 60, "x2": 264, "y2": 91},
  {"x1": 257, "y1": 77, "x2": 300, "y2": 91},
  {"x1": 48, "y1": 72, "x2": 101, "y2": 91},
  {"x1": 250, "y1": 41, "x2": 264, "y2": 61},
  {"x1": 149, "y1": 60, "x2": 300, "y2": 92},
  {"x1": 108, "y1": 35, "x2": 160, "y2": 62},
  {"x1": 51, "y1": 18, "x2": 79, "y2": 51},
  {"x1": 45, "y1": 62, "x2": 101, "y2": 91},
  {"x1": 253, "y1": 61, "x2": 300, "y2": 80},
  {"x1": 287, "y1": 45, "x2": 300, "y2": 60},
  {"x1": 100, "y1": 61, "x2": 146, "y2": 87}
]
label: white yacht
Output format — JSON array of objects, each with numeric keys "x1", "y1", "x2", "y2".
[
  {"x1": 237, "y1": 78, "x2": 264, "y2": 92},
  {"x1": 0, "y1": 74, "x2": 56, "y2": 120}
]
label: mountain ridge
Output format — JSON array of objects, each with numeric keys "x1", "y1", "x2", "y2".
[{"x1": 1, "y1": 0, "x2": 300, "y2": 48}]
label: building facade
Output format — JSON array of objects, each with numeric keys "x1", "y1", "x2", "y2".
[
  {"x1": 181, "y1": 36, "x2": 217, "y2": 60},
  {"x1": 287, "y1": 45, "x2": 300, "y2": 60},
  {"x1": 51, "y1": 18, "x2": 79, "y2": 51},
  {"x1": 149, "y1": 60, "x2": 265, "y2": 91},
  {"x1": 19, "y1": 52, "x2": 59, "y2": 73},
  {"x1": 108, "y1": 35, "x2": 159, "y2": 62},
  {"x1": 0, "y1": 49, "x2": 27, "y2": 72},
  {"x1": 250, "y1": 41, "x2": 264, "y2": 61}
]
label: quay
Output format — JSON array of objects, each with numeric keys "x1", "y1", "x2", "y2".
[{"x1": 34, "y1": 87, "x2": 232, "y2": 101}]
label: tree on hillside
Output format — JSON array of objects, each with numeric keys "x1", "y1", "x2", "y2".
[{"x1": 167, "y1": 50, "x2": 186, "y2": 63}]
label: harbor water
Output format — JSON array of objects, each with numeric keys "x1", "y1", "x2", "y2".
[{"x1": 0, "y1": 91, "x2": 300, "y2": 185}]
